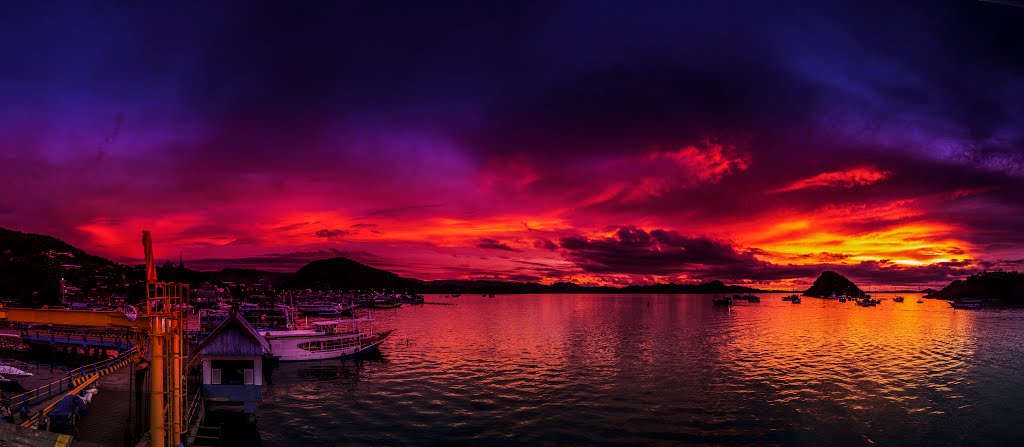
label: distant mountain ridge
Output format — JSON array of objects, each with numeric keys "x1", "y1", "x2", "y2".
[{"x1": 0, "y1": 226, "x2": 773, "y2": 300}]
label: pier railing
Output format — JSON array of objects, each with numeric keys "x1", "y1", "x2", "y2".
[
  {"x1": 8, "y1": 346, "x2": 138, "y2": 409},
  {"x1": 66, "y1": 346, "x2": 137, "y2": 380}
]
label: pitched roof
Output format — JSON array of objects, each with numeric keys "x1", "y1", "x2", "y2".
[{"x1": 193, "y1": 310, "x2": 271, "y2": 356}]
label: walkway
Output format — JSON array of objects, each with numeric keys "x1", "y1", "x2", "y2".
[{"x1": 73, "y1": 365, "x2": 134, "y2": 446}]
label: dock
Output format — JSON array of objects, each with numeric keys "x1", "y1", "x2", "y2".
[{"x1": 1, "y1": 347, "x2": 138, "y2": 446}]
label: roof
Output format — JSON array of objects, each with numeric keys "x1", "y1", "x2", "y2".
[{"x1": 193, "y1": 310, "x2": 271, "y2": 356}]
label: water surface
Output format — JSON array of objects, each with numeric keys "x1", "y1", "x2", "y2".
[{"x1": 259, "y1": 294, "x2": 1024, "y2": 446}]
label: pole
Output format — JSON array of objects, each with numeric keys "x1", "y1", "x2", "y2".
[
  {"x1": 170, "y1": 310, "x2": 182, "y2": 445},
  {"x1": 150, "y1": 315, "x2": 165, "y2": 447}
]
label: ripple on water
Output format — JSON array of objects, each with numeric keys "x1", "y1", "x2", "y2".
[{"x1": 258, "y1": 294, "x2": 1024, "y2": 446}]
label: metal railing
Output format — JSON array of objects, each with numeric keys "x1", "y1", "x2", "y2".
[
  {"x1": 8, "y1": 346, "x2": 137, "y2": 409},
  {"x1": 66, "y1": 346, "x2": 137, "y2": 380}
]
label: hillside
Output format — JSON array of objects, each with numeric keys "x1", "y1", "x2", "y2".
[
  {"x1": 925, "y1": 271, "x2": 1024, "y2": 301},
  {"x1": 0, "y1": 227, "x2": 785, "y2": 298},
  {"x1": 803, "y1": 271, "x2": 863, "y2": 298},
  {"x1": 288, "y1": 257, "x2": 411, "y2": 290},
  {"x1": 0, "y1": 227, "x2": 128, "y2": 304}
]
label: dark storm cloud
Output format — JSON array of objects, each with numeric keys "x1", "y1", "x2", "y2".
[
  {"x1": 559, "y1": 227, "x2": 765, "y2": 276},
  {"x1": 559, "y1": 227, "x2": 980, "y2": 286},
  {"x1": 534, "y1": 239, "x2": 559, "y2": 251},
  {"x1": 476, "y1": 238, "x2": 519, "y2": 252},
  {"x1": 315, "y1": 229, "x2": 350, "y2": 239}
]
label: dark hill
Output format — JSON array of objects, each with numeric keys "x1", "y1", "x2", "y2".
[
  {"x1": 803, "y1": 271, "x2": 863, "y2": 298},
  {"x1": 925, "y1": 271, "x2": 1024, "y2": 301},
  {"x1": 0, "y1": 227, "x2": 127, "y2": 304},
  {"x1": 289, "y1": 257, "x2": 410, "y2": 290}
]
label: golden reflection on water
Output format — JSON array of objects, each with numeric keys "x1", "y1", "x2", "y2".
[{"x1": 260, "y1": 293, "x2": 1020, "y2": 446}]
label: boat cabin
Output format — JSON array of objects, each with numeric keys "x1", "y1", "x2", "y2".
[{"x1": 193, "y1": 310, "x2": 270, "y2": 413}]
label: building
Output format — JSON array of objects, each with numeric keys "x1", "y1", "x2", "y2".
[{"x1": 192, "y1": 310, "x2": 270, "y2": 413}]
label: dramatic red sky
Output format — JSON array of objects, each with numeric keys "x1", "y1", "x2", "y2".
[{"x1": 2, "y1": 2, "x2": 1023, "y2": 289}]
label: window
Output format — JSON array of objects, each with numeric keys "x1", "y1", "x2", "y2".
[{"x1": 210, "y1": 359, "x2": 255, "y2": 385}]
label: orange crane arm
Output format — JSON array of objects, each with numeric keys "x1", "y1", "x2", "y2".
[{"x1": 0, "y1": 308, "x2": 150, "y2": 330}]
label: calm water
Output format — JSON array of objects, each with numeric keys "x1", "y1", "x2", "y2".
[{"x1": 258, "y1": 294, "x2": 1024, "y2": 446}]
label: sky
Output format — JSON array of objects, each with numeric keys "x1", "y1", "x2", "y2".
[{"x1": 2, "y1": 1, "x2": 1024, "y2": 289}]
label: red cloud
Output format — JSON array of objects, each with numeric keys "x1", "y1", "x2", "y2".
[{"x1": 771, "y1": 167, "x2": 889, "y2": 193}]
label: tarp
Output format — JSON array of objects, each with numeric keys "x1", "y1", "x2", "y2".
[{"x1": 48, "y1": 394, "x2": 88, "y2": 418}]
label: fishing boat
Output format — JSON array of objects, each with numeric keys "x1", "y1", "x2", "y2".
[
  {"x1": 892, "y1": 296, "x2": 905, "y2": 303},
  {"x1": 366, "y1": 300, "x2": 403, "y2": 309},
  {"x1": 949, "y1": 299, "x2": 982, "y2": 309},
  {"x1": 263, "y1": 318, "x2": 394, "y2": 361},
  {"x1": 712, "y1": 295, "x2": 732, "y2": 306}
]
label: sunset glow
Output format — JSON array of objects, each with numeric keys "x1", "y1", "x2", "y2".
[{"x1": 2, "y1": 2, "x2": 1023, "y2": 290}]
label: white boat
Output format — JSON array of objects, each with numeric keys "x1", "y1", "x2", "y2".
[
  {"x1": 0, "y1": 364, "x2": 32, "y2": 377},
  {"x1": 263, "y1": 318, "x2": 393, "y2": 361}
]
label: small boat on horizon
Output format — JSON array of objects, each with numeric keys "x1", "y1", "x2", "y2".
[
  {"x1": 712, "y1": 295, "x2": 733, "y2": 307},
  {"x1": 949, "y1": 299, "x2": 982, "y2": 309},
  {"x1": 782, "y1": 294, "x2": 798, "y2": 301},
  {"x1": 791, "y1": 296, "x2": 801, "y2": 304},
  {"x1": 892, "y1": 296, "x2": 905, "y2": 303}
]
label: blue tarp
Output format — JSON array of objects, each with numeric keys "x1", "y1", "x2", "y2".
[{"x1": 48, "y1": 394, "x2": 88, "y2": 418}]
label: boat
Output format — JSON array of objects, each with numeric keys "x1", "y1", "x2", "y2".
[
  {"x1": 488, "y1": 294, "x2": 496, "y2": 298},
  {"x1": 892, "y1": 296, "x2": 905, "y2": 303},
  {"x1": 712, "y1": 295, "x2": 732, "y2": 306},
  {"x1": 263, "y1": 318, "x2": 394, "y2": 361},
  {"x1": 296, "y1": 301, "x2": 353, "y2": 316},
  {"x1": 791, "y1": 296, "x2": 801, "y2": 304},
  {"x1": 838, "y1": 297, "x2": 847, "y2": 303},
  {"x1": 856, "y1": 298, "x2": 879, "y2": 307},
  {"x1": 782, "y1": 294, "x2": 798, "y2": 301},
  {"x1": 0, "y1": 364, "x2": 32, "y2": 377},
  {"x1": 366, "y1": 300, "x2": 402, "y2": 309},
  {"x1": 949, "y1": 299, "x2": 982, "y2": 309},
  {"x1": 917, "y1": 299, "x2": 924, "y2": 304}
]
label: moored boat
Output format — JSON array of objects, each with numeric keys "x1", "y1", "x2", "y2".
[
  {"x1": 712, "y1": 295, "x2": 732, "y2": 306},
  {"x1": 949, "y1": 299, "x2": 982, "y2": 309},
  {"x1": 263, "y1": 318, "x2": 394, "y2": 361},
  {"x1": 782, "y1": 294, "x2": 798, "y2": 301},
  {"x1": 892, "y1": 296, "x2": 905, "y2": 303},
  {"x1": 791, "y1": 296, "x2": 801, "y2": 304}
]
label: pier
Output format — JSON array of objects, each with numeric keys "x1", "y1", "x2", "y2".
[{"x1": 19, "y1": 327, "x2": 134, "y2": 355}]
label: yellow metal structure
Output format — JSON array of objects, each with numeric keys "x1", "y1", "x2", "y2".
[
  {"x1": 0, "y1": 231, "x2": 189, "y2": 447},
  {"x1": 146, "y1": 281, "x2": 189, "y2": 447}
]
